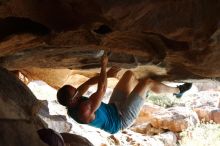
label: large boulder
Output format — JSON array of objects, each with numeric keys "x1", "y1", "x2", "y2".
[
  {"x1": 133, "y1": 103, "x2": 164, "y2": 126},
  {"x1": 37, "y1": 100, "x2": 72, "y2": 133},
  {"x1": 130, "y1": 122, "x2": 165, "y2": 135},
  {"x1": 0, "y1": 67, "x2": 46, "y2": 146},
  {"x1": 150, "y1": 107, "x2": 199, "y2": 132},
  {"x1": 194, "y1": 107, "x2": 220, "y2": 124},
  {"x1": 61, "y1": 133, "x2": 94, "y2": 146}
]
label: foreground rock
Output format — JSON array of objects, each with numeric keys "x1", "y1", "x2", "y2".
[
  {"x1": 0, "y1": 67, "x2": 97, "y2": 146},
  {"x1": 130, "y1": 122, "x2": 165, "y2": 135},
  {"x1": 134, "y1": 103, "x2": 164, "y2": 126},
  {"x1": 37, "y1": 100, "x2": 72, "y2": 133},
  {"x1": 0, "y1": 67, "x2": 46, "y2": 146},
  {"x1": 111, "y1": 130, "x2": 177, "y2": 146},
  {"x1": 61, "y1": 133, "x2": 94, "y2": 146},
  {"x1": 150, "y1": 107, "x2": 199, "y2": 132}
]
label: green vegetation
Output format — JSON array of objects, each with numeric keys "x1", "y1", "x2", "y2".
[{"x1": 146, "y1": 93, "x2": 181, "y2": 108}]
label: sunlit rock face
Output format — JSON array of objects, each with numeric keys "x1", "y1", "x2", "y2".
[
  {"x1": 133, "y1": 103, "x2": 164, "y2": 126},
  {"x1": 37, "y1": 100, "x2": 72, "y2": 133},
  {"x1": 150, "y1": 107, "x2": 199, "y2": 132},
  {"x1": 0, "y1": 0, "x2": 220, "y2": 81}
]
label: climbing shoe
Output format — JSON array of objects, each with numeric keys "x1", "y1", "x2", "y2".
[{"x1": 173, "y1": 83, "x2": 192, "y2": 98}]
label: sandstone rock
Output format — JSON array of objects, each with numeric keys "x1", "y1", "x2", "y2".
[
  {"x1": 107, "y1": 135, "x2": 121, "y2": 145},
  {"x1": 22, "y1": 67, "x2": 119, "y2": 89},
  {"x1": 0, "y1": 67, "x2": 46, "y2": 146},
  {"x1": 1, "y1": 1, "x2": 220, "y2": 145},
  {"x1": 11, "y1": 70, "x2": 30, "y2": 85},
  {"x1": 133, "y1": 103, "x2": 164, "y2": 126},
  {"x1": 193, "y1": 107, "x2": 220, "y2": 123},
  {"x1": 0, "y1": 96, "x2": 27, "y2": 120},
  {"x1": 0, "y1": 1, "x2": 220, "y2": 80},
  {"x1": 119, "y1": 130, "x2": 177, "y2": 146},
  {"x1": 22, "y1": 68, "x2": 75, "y2": 89},
  {"x1": 209, "y1": 109, "x2": 220, "y2": 124},
  {"x1": 37, "y1": 100, "x2": 72, "y2": 133},
  {"x1": 61, "y1": 133, "x2": 94, "y2": 146},
  {"x1": 150, "y1": 107, "x2": 199, "y2": 132},
  {"x1": 193, "y1": 107, "x2": 215, "y2": 122},
  {"x1": 153, "y1": 132, "x2": 177, "y2": 146},
  {"x1": 130, "y1": 122, "x2": 165, "y2": 135}
]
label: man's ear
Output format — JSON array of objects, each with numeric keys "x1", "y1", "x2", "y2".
[
  {"x1": 68, "y1": 90, "x2": 79, "y2": 107},
  {"x1": 71, "y1": 90, "x2": 78, "y2": 99}
]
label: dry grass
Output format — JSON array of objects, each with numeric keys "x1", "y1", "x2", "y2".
[{"x1": 179, "y1": 122, "x2": 220, "y2": 146}]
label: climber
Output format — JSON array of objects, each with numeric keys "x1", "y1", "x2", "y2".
[{"x1": 57, "y1": 51, "x2": 192, "y2": 134}]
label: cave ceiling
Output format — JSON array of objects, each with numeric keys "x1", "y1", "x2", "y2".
[{"x1": 0, "y1": 0, "x2": 220, "y2": 81}]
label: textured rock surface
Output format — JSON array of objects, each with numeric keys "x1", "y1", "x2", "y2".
[
  {"x1": 61, "y1": 133, "x2": 94, "y2": 146},
  {"x1": 183, "y1": 90, "x2": 220, "y2": 122},
  {"x1": 210, "y1": 110, "x2": 220, "y2": 124},
  {"x1": 37, "y1": 100, "x2": 72, "y2": 133},
  {"x1": 184, "y1": 91, "x2": 220, "y2": 108},
  {"x1": 0, "y1": 1, "x2": 220, "y2": 145},
  {"x1": 150, "y1": 107, "x2": 199, "y2": 132},
  {"x1": 0, "y1": 0, "x2": 219, "y2": 81},
  {"x1": 133, "y1": 103, "x2": 164, "y2": 126},
  {"x1": 193, "y1": 107, "x2": 220, "y2": 124},
  {"x1": 114, "y1": 130, "x2": 177, "y2": 146},
  {"x1": 20, "y1": 68, "x2": 119, "y2": 89},
  {"x1": 0, "y1": 67, "x2": 46, "y2": 146},
  {"x1": 130, "y1": 122, "x2": 165, "y2": 135}
]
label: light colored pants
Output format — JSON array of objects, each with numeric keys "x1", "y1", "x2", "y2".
[{"x1": 109, "y1": 90, "x2": 145, "y2": 129}]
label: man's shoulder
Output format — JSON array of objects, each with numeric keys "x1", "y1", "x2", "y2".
[{"x1": 78, "y1": 101, "x2": 94, "y2": 123}]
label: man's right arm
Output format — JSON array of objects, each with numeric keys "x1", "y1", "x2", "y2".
[
  {"x1": 78, "y1": 51, "x2": 108, "y2": 123},
  {"x1": 88, "y1": 52, "x2": 108, "y2": 112}
]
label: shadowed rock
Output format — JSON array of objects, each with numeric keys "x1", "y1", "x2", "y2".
[
  {"x1": 0, "y1": 67, "x2": 46, "y2": 146},
  {"x1": 0, "y1": 0, "x2": 219, "y2": 81}
]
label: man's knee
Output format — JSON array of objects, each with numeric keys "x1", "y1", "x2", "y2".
[
  {"x1": 141, "y1": 78, "x2": 153, "y2": 84},
  {"x1": 123, "y1": 70, "x2": 135, "y2": 78},
  {"x1": 142, "y1": 78, "x2": 160, "y2": 92},
  {"x1": 115, "y1": 70, "x2": 137, "y2": 92}
]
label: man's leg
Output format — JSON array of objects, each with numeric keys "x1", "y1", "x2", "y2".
[
  {"x1": 118, "y1": 79, "x2": 151, "y2": 129},
  {"x1": 109, "y1": 70, "x2": 138, "y2": 103},
  {"x1": 118, "y1": 78, "x2": 180, "y2": 129},
  {"x1": 145, "y1": 79, "x2": 179, "y2": 94},
  {"x1": 114, "y1": 70, "x2": 139, "y2": 97},
  {"x1": 145, "y1": 79, "x2": 192, "y2": 98}
]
